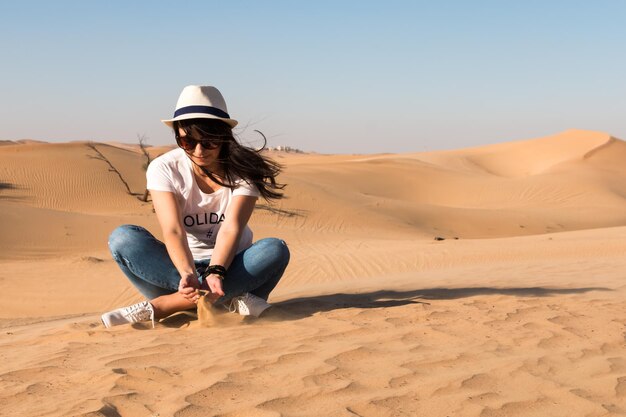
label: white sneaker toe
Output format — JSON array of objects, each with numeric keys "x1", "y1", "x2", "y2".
[
  {"x1": 101, "y1": 301, "x2": 155, "y2": 328},
  {"x1": 229, "y1": 293, "x2": 272, "y2": 318}
]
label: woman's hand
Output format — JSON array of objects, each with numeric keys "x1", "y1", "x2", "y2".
[
  {"x1": 178, "y1": 274, "x2": 225, "y2": 304},
  {"x1": 186, "y1": 275, "x2": 224, "y2": 304},
  {"x1": 204, "y1": 274, "x2": 225, "y2": 297},
  {"x1": 178, "y1": 273, "x2": 200, "y2": 301}
]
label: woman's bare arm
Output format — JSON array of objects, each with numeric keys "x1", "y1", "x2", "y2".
[
  {"x1": 203, "y1": 195, "x2": 257, "y2": 296},
  {"x1": 150, "y1": 190, "x2": 198, "y2": 289}
]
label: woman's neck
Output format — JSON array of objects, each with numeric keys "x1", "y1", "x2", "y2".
[{"x1": 191, "y1": 161, "x2": 222, "y2": 178}]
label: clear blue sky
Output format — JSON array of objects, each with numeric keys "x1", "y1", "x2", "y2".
[{"x1": 1, "y1": 1, "x2": 624, "y2": 153}]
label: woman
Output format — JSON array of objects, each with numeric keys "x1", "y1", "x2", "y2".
[{"x1": 101, "y1": 85, "x2": 290, "y2": 328}]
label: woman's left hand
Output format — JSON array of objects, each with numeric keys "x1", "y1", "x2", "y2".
[{"x1": 204, "y1": 274, "x2": 225, "y2": 297}]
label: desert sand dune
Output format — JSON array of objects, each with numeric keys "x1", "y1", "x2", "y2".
[
  {"x1": 0, "y1": 142, "x2": 151, "y2": 213},
  {"x1": 262, "y1": 129, "x2": 626, "y2": 240},
  {"x1": 414, "y1": 129, "x2": 618, "y2": 176},
  {"x1": 0, "y1": 130, "x2": 625, "y2": 416}
]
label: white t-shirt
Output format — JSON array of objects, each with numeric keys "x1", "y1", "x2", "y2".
[{"x1": 146, "y1": 148, "x2": 260, "y2": 259}]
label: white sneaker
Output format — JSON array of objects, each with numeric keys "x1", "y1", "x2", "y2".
[
  {"x1": 228, "y1": 293, "x2": 272, "y2": 317},
  {"x1": 101, "y1": 301, "x2": 155, "y2": 328}
]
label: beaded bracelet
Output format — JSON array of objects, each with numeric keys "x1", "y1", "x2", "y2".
[{"x1": 203, "y1": 264, "x2": 227, "y2": 280}]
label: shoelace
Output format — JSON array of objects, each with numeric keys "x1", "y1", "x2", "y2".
[
  {"x1": 227, "y1": 296, "x2": 244, "y2": 314},
  {"x1": 123, "y1": 303, "x2": 152, "y2": 321}
]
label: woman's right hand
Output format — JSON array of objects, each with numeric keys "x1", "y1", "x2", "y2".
[{"x1": 178, "y1": 273, "x2": 200, "y2": 300}]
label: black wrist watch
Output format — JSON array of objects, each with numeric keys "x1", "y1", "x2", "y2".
[{"x1": 202, "y1": 264, "x2": 227, "y2": 280}]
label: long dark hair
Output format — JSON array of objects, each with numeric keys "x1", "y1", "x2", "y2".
[{"x1": 173, "y1": 118, "x2": 285, "y2": 201}]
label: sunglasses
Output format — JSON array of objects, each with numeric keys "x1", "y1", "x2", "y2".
[{"x1": 176, "y1": 135, "x2": 222, "y2": 151}]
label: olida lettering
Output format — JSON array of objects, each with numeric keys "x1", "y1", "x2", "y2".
[{"x1": 184, "y1": 212, "x2": 225, "y2": 227}]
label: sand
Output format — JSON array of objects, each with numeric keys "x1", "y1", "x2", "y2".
[{"x1": 0, "y1": 129, "x2": 625, "y2": 416}]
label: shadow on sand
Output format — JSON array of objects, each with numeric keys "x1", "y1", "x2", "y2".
[
  {"x1": 0, "y1": 181, "x2": 26, "y2": 202},
  {"x1": 268, "y1": 286, "x2": 611, "y2": 319},
  {"x1": 158, "y1": 286, "x2": 610, "y2": 328}
]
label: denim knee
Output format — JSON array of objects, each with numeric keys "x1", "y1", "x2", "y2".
[
  {"x1": 256, "y1": 237, "x2": 290, "y2": 268},
  {"x1": 108, "y1": 224, "x2": 147, "y2": 256}
]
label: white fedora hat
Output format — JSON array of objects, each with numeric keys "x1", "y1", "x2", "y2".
[{"x1": 161, "y1": 85, "x2": 238, "y2": 128}]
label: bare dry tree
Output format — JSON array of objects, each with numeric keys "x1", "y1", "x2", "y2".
[
  {"x1": 137, "y1": 134, "x2": 152, "y2": 202},
  {"x1": 86, "y1": 142, "x2": 134, "y2": 196}
]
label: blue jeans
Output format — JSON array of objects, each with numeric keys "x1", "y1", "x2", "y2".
[{"x1": 108, "y1": 225, "x2": 290, "y2": 303}]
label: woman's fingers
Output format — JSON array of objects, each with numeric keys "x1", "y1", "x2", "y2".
[
  {"x1": 209, "y1": 279, "x2": 225, "y2": 296},
  {"x1": 180, "y1": 287, "x2": 198, "y2": 303},
  {"x1": 179, "y1": 286, "x2": 195, "y2": 295}
]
